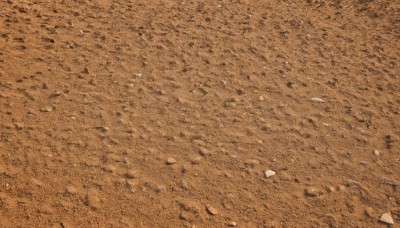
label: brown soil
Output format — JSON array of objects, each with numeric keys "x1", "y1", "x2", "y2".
[{"x1": 1, "y1": 0, "x2": 399, "y2": 227}]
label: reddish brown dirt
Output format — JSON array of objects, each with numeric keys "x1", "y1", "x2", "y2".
[{"x1": 1, "y1": 0, "x2": 400, "y2": 227}]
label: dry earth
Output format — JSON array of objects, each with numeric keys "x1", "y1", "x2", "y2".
[{"x1": 0, "y1": 0, "x2": 399, "y2": 227}]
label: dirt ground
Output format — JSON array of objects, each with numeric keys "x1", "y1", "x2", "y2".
[{"x1": 0, "y1": 0, "x2": 399, "y2": 227}]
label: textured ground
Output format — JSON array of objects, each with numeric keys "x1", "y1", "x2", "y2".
[{"x1": 0, "y1": 0, "x2": 399, "y2": 227}]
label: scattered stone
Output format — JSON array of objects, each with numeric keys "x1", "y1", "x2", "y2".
[
  {"x1": 244, "y1": 159, "x2": 260, "y2": 167},
  {"x1": 190, "y1": 156, "x2": 202, "y2": 165},
  {"x1": 126, "y1": 179, "x2": 139, "y2": 188},
  {"x1": 180, "y1": 180, "x2": 189, "y2": 190},
  {"x1": 123, "y1": 170, "x2": 138, "y2": 179},
  {"x1": 364, "y1": 207, "x2": 374, "y2": 218},
  {"x1": 30, "y1": 178, "x2": 44, "y2": 187},
  {"x1": 385, "y1": 135, "x2": 394, "y2": 149},
  {"x1": 166, "y1": 157, "x2": 177, "y2": 165},
  {"x1": 337, "y1": 185, "x2": 346, "y2": 191},
  {"x1": 14, "y1": 123, "x2": 24, "y2": 130},
  {"x1": 264, "y1": 170, "x2": 276, "y2": 178},
  {"x1": 326, "y1": 186, "x2": 335, "y2": 193},
  {"x1": 59, "y1": 221, "x2": 73, "y2": 228},
  {"x1": 347, "y1": 179, "x2": 369, "y2": 191},
  {"x1": 383, "y1": 178, "x2": 398, "y2": 187},
  {"x1": 179, "y1": 211, "x2": 190, "y2": 221},
  {"x1": 237, "y1": 88, "x2": 245, "y2": 95},
  {"x1": 82, "y1": 67, "x2": 89, "y2": 74},
  {"x1": 259, "y1": 96, "x2": 265, "y2": 101},
  {"x1": 198, "y1": 147, "x2": 211, "y2": 156},
  {"x1": 65, "y1": 186, "x2": 78, "y2": 194},
  {"x1": 206, "y1": 204, "x2": 218, "y2": 215},
  {"x1": 311, "y1": 97, "x2": 324, "y2": 103},
  {"x1": 359, "y1": 161, "x2": 369, "y2": 166},
  {"x1": 126, "y1": 83, "x2": 134, "y2": 88},
  {"x1": 85, "y1": 189, "x2": 101, "y2": 210},
  {"x1": 40, "y1": 106, "x2": 53, "y2": 112},
  {"x1": 133, "y1": 73, "x2": 142, "y2": 78},
  {"x1": 373, "y1": 150, "x2": 380, "y2": 156},
  {"x1": 227, "y1": 221, "x2": 237, "y2": 227},
  {"x1": 380, "y1": 213, "x2": 394, "y2": 225},
  {"x1": 96, "y1": 126, "x2": 109, "y2": 132},
  {"x1": 305, "y1": 187, "x2": 320, "y2": 197},
  {"x1": 155, "y1": 186, "x2": 167, "y2": 194},
  {"x1": 49, "y1": 91, "x2": 62, "y2": 98},
  {"x1": 102, "y1": 164, "x2": 116, "y2": 173}
]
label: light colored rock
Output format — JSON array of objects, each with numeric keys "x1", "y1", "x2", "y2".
[
  {"x1": 245, "y1": 159, "x2": 260, "y2": 167},
  {"x1": 40, "y1": 106, "x2": 53, "y2": 112},
  {"x1": 30, "y1": 178, "x2": 44, "y2": 187},
  {"x1": 311, "y1": 97, "x2": 324, "y2": 103},
  {"x1": 326, "y1": 186, "x2": 335, "y2": 193},
  {"x1": 96, "y1": 126, "x2": 109, "y2": 132},
  {"x1": 305, "y1": 187, "x2": 320, "y2": 197},
  {"x1": 380, "y1": 213, "x2": 394, "y2": 224},
  {"x1": 227, "y1": 221, "x2": 237, "y2": 227},
  {"x1": 199, "y1": 147, "x2": 211, "y2": 156},
  {"x1": 364, "y1": 207, "x2": 374, "y2": 218},
  {"x1": 190, "y1": 156, "x2": 202, "y2": 165},
  {"x1": 85, "y1": 189, "x2": 101, "y2": 210},
  {"x1": 166, "y1": 157, "x2": 177, "y2": 165},
  {"x1": 66, "y1": 186, "x2": 78, "y2": 194},
  {"x1": 133, "y1": 73, "x2": 142, "y2": 78},
  {"x1": 264, "y1": 170, "x2": 276, "y2": 178},
  {"x1": 206, "y1": 204, "x2": 218, "y2": 215},
  {"x1": 337, "y1": 185, "x2": 346, "y2": 191},
  {"x1": 374, "y1": 150, "x2": 380, "y2": 156}
]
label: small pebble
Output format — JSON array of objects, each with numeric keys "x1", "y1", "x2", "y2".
[
  {"x1": 227, "y1": 221, "x2": 237, "y2": 227},
  {"x1": 166, "y1": 158, "x2": 177, "y2": 165},
  {"x1": 206, "y1": 204, "x2": 218, "y2": 215},
  {"x1": 123, "y1": 170, "x2": 138, "y2": 179},
  {"x1": 264, "y1": 170, "x2": 276, "y2": 178},
  {"x1": 364, "y1": 207, "x2": 374, "y2": 218},
  {"x1": 337, "y1": 185, "x2": 346, "y2": 191},
  {"x1": 373, "y1": 150, "x2": 380, "y2": 156},
  {"x1": 244, "y1": 159, "x2": 260, "y2": 167},
  {"x1": 190, "y1": 156, "x2": 202, "y2": 165},
  {"x1": 305, "y1": 187, "x2": 320, "y2": 197},
  {"x1": 97, "y1": 126, "x2": 109, "y2": 132},
  {"x1": 199, "y1": 147, "x2": 211, "y2": 156},
  {"x1": 311, "y1": 97, "x2": 324, "y2": 103},
  {"x1": 40, "y1": 106, "x2": 53, "y2": 112},
  {"x1": 85, "y1": 189, "x2": 101, "y2": 210},
  {"x1": 133, "y1": 73, "x2": 142, "y2": 78},
  {"x1": 380, "y1": 213, "x2": 394, "y2": 224},
  {"x1": 65, "y1": 186, "x2": 78, "y2": 194},
  {"x1": 326, "y1": 186, "x2": 335, "y2": 193},
  {"x1": 180, "y1": 180, "x2": 189, "y2": 190},
  {"x1": 155, "y1": 186, "x2": 167, "y2": 194}
]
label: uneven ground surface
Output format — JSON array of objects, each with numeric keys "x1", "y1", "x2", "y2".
[{"x1": 0, "y1": 0, "x2": 399, "y2": 227}]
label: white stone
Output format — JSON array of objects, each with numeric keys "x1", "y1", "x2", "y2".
[
  {"x1": 265, "y1": 170, "x2": 276, "y2": 178},
  {"x1": 380, "y1": 213, "x2": 394, "y2": 224},
  {"x1": 374, "y1": 150, "x2": 380, "y2": 156},
  {"x1": 311, "y1": 97, "x2": 324, "y2": 103}
]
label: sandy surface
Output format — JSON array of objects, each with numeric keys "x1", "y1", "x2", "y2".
[{"x1": 1, "y1": 0, "x2": 399, "y2": 227}]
